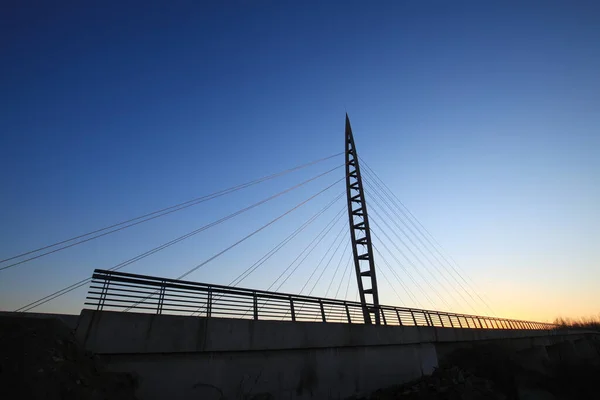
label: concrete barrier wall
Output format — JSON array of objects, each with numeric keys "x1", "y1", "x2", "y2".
[
  {"x1": 76, "y1": 309, "x2": 569, "y2": 354},
  {"x1": 104, "y1": 342, "x2": 438, "y2": 399},
  {"x1": 75, "y1": 310, "x2": 587, "y2": 400}
]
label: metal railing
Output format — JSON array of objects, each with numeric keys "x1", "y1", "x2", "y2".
[{"x1": 86, "y1": 269, "x2": 556, "y2": 330}]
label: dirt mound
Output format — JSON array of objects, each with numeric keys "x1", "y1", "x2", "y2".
[{"x1": 0, "y1": 315, "x2": 137, "y2": 400}]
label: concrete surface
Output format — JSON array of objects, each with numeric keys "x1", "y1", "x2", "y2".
[
  {"x1": 73, "y1": 310, "x2": 590, "y2": 399},
  {"x1": 75, "y1": 309, "x2": 569, "y2": 355}
]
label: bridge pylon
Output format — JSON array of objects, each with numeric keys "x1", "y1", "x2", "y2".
[{"x1": 344, "y1": 114, "x2": 381, "y2": 325}]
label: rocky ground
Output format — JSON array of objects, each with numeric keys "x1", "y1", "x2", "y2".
[
  {"x1": 358, "y1": 336, "x2": 600, "y2": 400},
  {"x1": 0, "y1": 315, "x2": 137, "y2": 400}
]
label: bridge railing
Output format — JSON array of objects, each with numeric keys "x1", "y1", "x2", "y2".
[{"x1": 85, "y1": 269, "x2": 556, "y2": 330}]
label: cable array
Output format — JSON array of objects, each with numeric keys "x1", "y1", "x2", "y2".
[
  {"x1": 358, "y1": 158, "x2": 495, "y2": 315},
  {"x1": 1, "y1": 153, "x2": 342, "y2": 272},
  {"x1": 16, "y1": 162, "x2": 344, "y2": 312}
]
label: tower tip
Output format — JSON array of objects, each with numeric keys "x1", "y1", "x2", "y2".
[{"x1": 345, "y1": 113, "x2": 352, "y2": 133}]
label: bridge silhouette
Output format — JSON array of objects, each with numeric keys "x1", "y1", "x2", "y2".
[{"x1": 4, "y1": 115, "x2": 554, "y2": 330}]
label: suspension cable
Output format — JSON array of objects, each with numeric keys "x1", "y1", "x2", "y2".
[
  {"x1": 189, "y1": 191, "x2": 345, "y2": 316},
  {"x1": 124, "y1": 177, "x2": 345, "y2": 311},
  {"x1": 301, "y1": 222, "x2": 347, "y2": 295},
  {"x1": 372, "y1": 245, "x2": 423, "y2": 308},
  {"x1": 16, "y1": 167, "x2": 343, "y2": 311},
  {"x1": 229, "y1": 192, "x2": 345, "y2": 287},
  {"x1": 364, "y1": 176, "x2": 480, "y2": 313},
  {"x1": 322, "y1": 240, "x2": 351, "y2": 298},
  {"x1": 1, "y1": 152, "x2": 343, "y2": 269},
  {"x1": 269, "y1": 207, "x2": 346, "y2": 292},
  {"x1": 286, "y1": 222, "x2": 348, "y2": 321},
  {"x1": 368, "y1": 190, "x2": 471, "y2": 312},
  {"x1": 371, "y1": 227, "x2": 450, "y2": 310},
  {"x1": 360, "y1": 158, "x2": 495, "y2": 314}
]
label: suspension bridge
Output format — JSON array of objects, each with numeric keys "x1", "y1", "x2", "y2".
[{"x1": 4, "y1": 115, "x2": 579, "y2": 399}]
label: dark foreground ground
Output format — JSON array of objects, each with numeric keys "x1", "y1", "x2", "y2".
[
  {"x1": 357, "y1": 335, "x2": 600, "y2": 400},
  {"x1": 2, "y1": 314, "x2": 599, "y2": 400},
  {"x1": 0, "y1": 315, "x2": 137, "y2": 400}
]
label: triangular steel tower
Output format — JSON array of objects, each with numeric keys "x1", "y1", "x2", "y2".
[{"x1": 345, "y1": 114, "x2": 381, "y2": 325}]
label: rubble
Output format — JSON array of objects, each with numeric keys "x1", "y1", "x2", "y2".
[{"x1": 364, "y1": 366, "x2": 506, "y2": 400}]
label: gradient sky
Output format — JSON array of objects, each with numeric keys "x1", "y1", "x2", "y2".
[{"x1": 1, "y1": 1, "x2": 599, "y2": 322}]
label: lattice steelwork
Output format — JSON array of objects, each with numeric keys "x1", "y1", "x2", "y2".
[{"x1": 345, "y1": 114, "x2": 381, "y2": 324}]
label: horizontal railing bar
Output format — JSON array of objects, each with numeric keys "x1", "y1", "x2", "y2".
[
  {"x1": 93, "y1": 270, "x2": 360, "y2": 306},
  {"x1": 91, "y1": 282, "x2": 212, "y2": 299},
  {"x1": 87, "y1": 269, "x2": 557, "y2": 329}
]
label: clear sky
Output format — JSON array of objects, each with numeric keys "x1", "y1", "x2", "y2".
[{"x1": 1, "y1": 1, "x2": 599, "y2": 322}]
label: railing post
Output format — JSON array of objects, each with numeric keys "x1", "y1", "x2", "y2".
[
  {"x1": 157, "y1": 280, "x2": 166, "y2": 315},
  {"x1": 438, "y1": 313, "x2": 444, "y2": 328},
  {"x1": 253, "y1": 291, "x2": 258, "y2": 320},
  {"x1": 411, "y1": 310, "x2": 418, "y2": 326},
  {"x1": 425, "y1": 312, "x2": 431, "y2": 327},
  {"x1": 380, "y1": 307, "x2": 387, "y2": 325},
  {"x1": 207, "y1": 287, "x2": 212, "y2": 318},
  {"x1": 98, "y1": 276, "x2": 110, "y2": 311},
  {"x1": 457, "y1": 316, "x2": 463, "y2": 328},
  {"x1": 289, "y1": 296, "x2": 296, "y2": 322},
  {"x1": 395, "y1": 309, "x2": 402, "y2": 326},
  {"x1": 476, "y1": 318, "x2": 484, "y2": 329},
  {"x1": 448, "y1": 315, "x2": 454, "y2": 328},
  {"x1": 345, "y1": 302, "x2": 352, "y2": 323},
  {"x1": 319, "y1": 299, "x2": 326, "y2": 322}
]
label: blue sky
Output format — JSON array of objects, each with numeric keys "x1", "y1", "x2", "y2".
[{"x1": 1, "y1": 1, "x2": 599, "y2": 321}]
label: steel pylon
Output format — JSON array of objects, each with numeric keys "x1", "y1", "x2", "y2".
[{"x1": 344, "y1": 114, "x2": 381, "y2": 325}]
